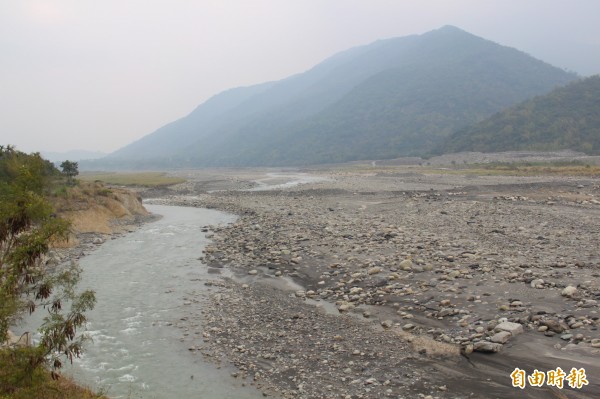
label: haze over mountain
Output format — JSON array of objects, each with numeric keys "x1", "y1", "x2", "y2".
[
  {"x1": 42, "y1": 150, "x2": 107, "y2": 164},
  {"x1": 90, "y1": 26, "x2": 577, "y2": 169},
  {"x1": 440, "y1": 75, "x2": 600, "y2": 155}
]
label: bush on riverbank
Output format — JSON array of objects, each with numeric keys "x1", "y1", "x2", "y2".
[
  {"x1": 0, "y1": 347, "x2": 105, "y2": 399},
  {"x1": 1, "y1": 146, "x2": 99, "y2": 398}
]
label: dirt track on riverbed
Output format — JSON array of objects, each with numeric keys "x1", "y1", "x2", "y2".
[{"x1": 146, "y1": 164, "x2": 600, "y2": 399}]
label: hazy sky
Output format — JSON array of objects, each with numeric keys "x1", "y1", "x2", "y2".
[{"x1": 2, "y1": 0, "x2": 599, "y2": 154}]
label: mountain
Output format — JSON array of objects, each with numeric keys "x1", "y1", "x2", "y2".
[
  {"x1": 92, "y1": 26, "x2": 577, "y2": 169},
  {"x1": 439, "y1": 75, "x2": 600, "y2": 155}
]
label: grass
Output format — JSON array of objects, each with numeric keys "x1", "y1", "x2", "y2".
[
  {"x1": 330, "y1": 159, "x2": 600, "y2": 177},
  {"x1": 49, "y1": 181, "x2": 112, "y2": 210},
  {"x1": 0, "y1": 347, "x2": 106, "y2": 399},
  {"x1": 452, "y1": 160, "x2": 600, "y2": 177},
  {"x1": 409, "y1": 160, "x2": 600, "y2": 177},
  {"x1": 79, "y1": 172, "x2": 186, "y2": 187}
]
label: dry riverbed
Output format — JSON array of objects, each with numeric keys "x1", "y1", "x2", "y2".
[{"x1": 146, "y1": 165, "x2": 600, "y2": 399}]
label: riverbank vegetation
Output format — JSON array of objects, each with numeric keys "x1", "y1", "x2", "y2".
[
  {"x1": 439, "y1": 160, "x2": 600, "y2": 176},
  {"x1": 333, "y1": 159, "x2": 600, "y2": 177},
  {"x1": 79, "y1": 171, "x2": 185, "y2": 187},
  {"x1": 0, "y1": 347, "x2": 105, "y2": 399},
  {"x1": 0, "y1": 146, "x2": 100, "y2": 398}
]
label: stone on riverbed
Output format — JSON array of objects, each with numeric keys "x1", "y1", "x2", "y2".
[
  {"x1": 494, "y1": 321, "x2": 523, "y2": 336},
  {"x1": 490, "y1": 331, "x2": 512, "y2": 344},
  {"x1": 399, "y1": 259, "x2": 413, "y2": 271},
  {"x1": 561, "y1": 286, "x2": 577, "y2": 297},
  {"x1": 473, "y1": 341, "x2": 503, "y2": 353}
]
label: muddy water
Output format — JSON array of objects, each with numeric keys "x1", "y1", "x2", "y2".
[{"x1": 63, "y1": 204, "x2": 265, "y2": 399}]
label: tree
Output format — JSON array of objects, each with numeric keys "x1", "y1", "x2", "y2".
[
  {"x1": 59, "y1": 160, "x2": 78, "y2": 185},
  {"x1": 1, "y1": 147, "x2": 95, "y2": 373}
]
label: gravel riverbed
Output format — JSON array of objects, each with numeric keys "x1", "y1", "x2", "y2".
[{"x1": 145, "y1": 166, "x2": 600, "y2": 399}]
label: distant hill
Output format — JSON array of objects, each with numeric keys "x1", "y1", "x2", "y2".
[
  {"x1": 440, "y1": 75, "x2": 600, "y2": 155},
  {"x1": 89, "y1": 26, "x2": 576, "y2": 169},
  {"x1": 42, "y1": 150, "x2": 107, "y2": 164}
]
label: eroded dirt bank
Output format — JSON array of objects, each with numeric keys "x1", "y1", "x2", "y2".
[
  {"x1": 148, "y1": 166, "x2": 600, "y2": 399},
  {"x1": 47, "y1": 183, "x2": 155, "y2": 264}
]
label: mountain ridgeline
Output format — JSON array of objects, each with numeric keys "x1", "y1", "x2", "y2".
[
  {"x1": 94, "y1": 26, "x2": 577, "y2": 168},
  {"x1": 440, "y1": 75, "x2": 600, "y2": 154}
]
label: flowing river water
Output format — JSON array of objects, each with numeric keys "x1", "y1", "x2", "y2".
[{"x1": 58, "y1": 204, "x2": 265, "y2": 399}]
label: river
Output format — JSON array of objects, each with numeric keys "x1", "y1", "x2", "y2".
[
  {"x1": 60, "y1": 204, "x2": 265, "y2": 399},
  {"x1": 246, "y1": 172, "x2": 330, "y2": 191}
]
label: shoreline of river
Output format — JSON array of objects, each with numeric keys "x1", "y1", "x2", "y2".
[{"x1": 46, "y1": 212, "x2": 159, "y2": 271}]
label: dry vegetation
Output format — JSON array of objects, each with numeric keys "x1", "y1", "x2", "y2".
[
  {"x1": 434, "y1": 161, "x2": 600, "y2": 176},
  {"x1": 47, "y1": 181, "x2": 148, "y2": 239},
  {"x1": 337, "y1": 161, "x2": 600, "y2": 177},
  {"x1": 0, "y1": 348, "x2": 106, "y2": 399},
  {"x1": 79, "y1": 172, "x2": 186, "y2": 187}
]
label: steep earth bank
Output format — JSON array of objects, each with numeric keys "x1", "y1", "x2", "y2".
[{"x1": 47, "y1": 183, "x2": 155, "y2": 265}]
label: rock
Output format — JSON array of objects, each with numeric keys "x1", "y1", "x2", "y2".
[
  {"x1": 494, "y1": 321, "x2": 523, "y2": 336},
  {"x1": 560, "y1": 334, "x2": 573, "y2": 341},
  {"x1": 402, "y1": 323, "x2": 415, "y2": 331},
  {"x1": 540, "y1": 319, "x2": 566, "y2": 333},
  {"x1": 490, "y1": 331, "x2": 512, "y2": 344},
  {"x1": 561, "y1": 286, "x2": 577, "y2": 297},
  {"x1": 570, "y1": 321, "x2": 583, "y2": 329},
  {"x1": 447, "y1": 270, "x2": 460, "y2": 279},
  {"x1": 381, "y1": 320, "x2": 394, "y2": 329},
  {"x1": 530, "y1": 279, "x2": 545, "y2": 288},
  {"x1": 440, "y1": 334, "x2": 452, "y2": 343},
  {"x1": 438, "y1": 308, "x2": 454, "y2": 317},
  {"x1": 338, "y1": 303, "x2": 354, "y2": 312},
  {"x1": 473, "y1": 341, "x2": 503, "y2": 353},
  {"x1": 368, "y1": 267, "x2": 382, "y2": 275},
  {"x1": 248, "y1": 269, "x2": 258, "y2": 275},
  {"x1": 463, "y1": 344, "x2": 474, "y2": 355},
  {"x1": 399, "y1": 259, "x2": 413, "y2": 271},
  {"x1": 92, "y1": 237, "x2": 105, "y2": 245},
  {"x1": 579, "y1": 299, "x2": 597, "y2": 308}
]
